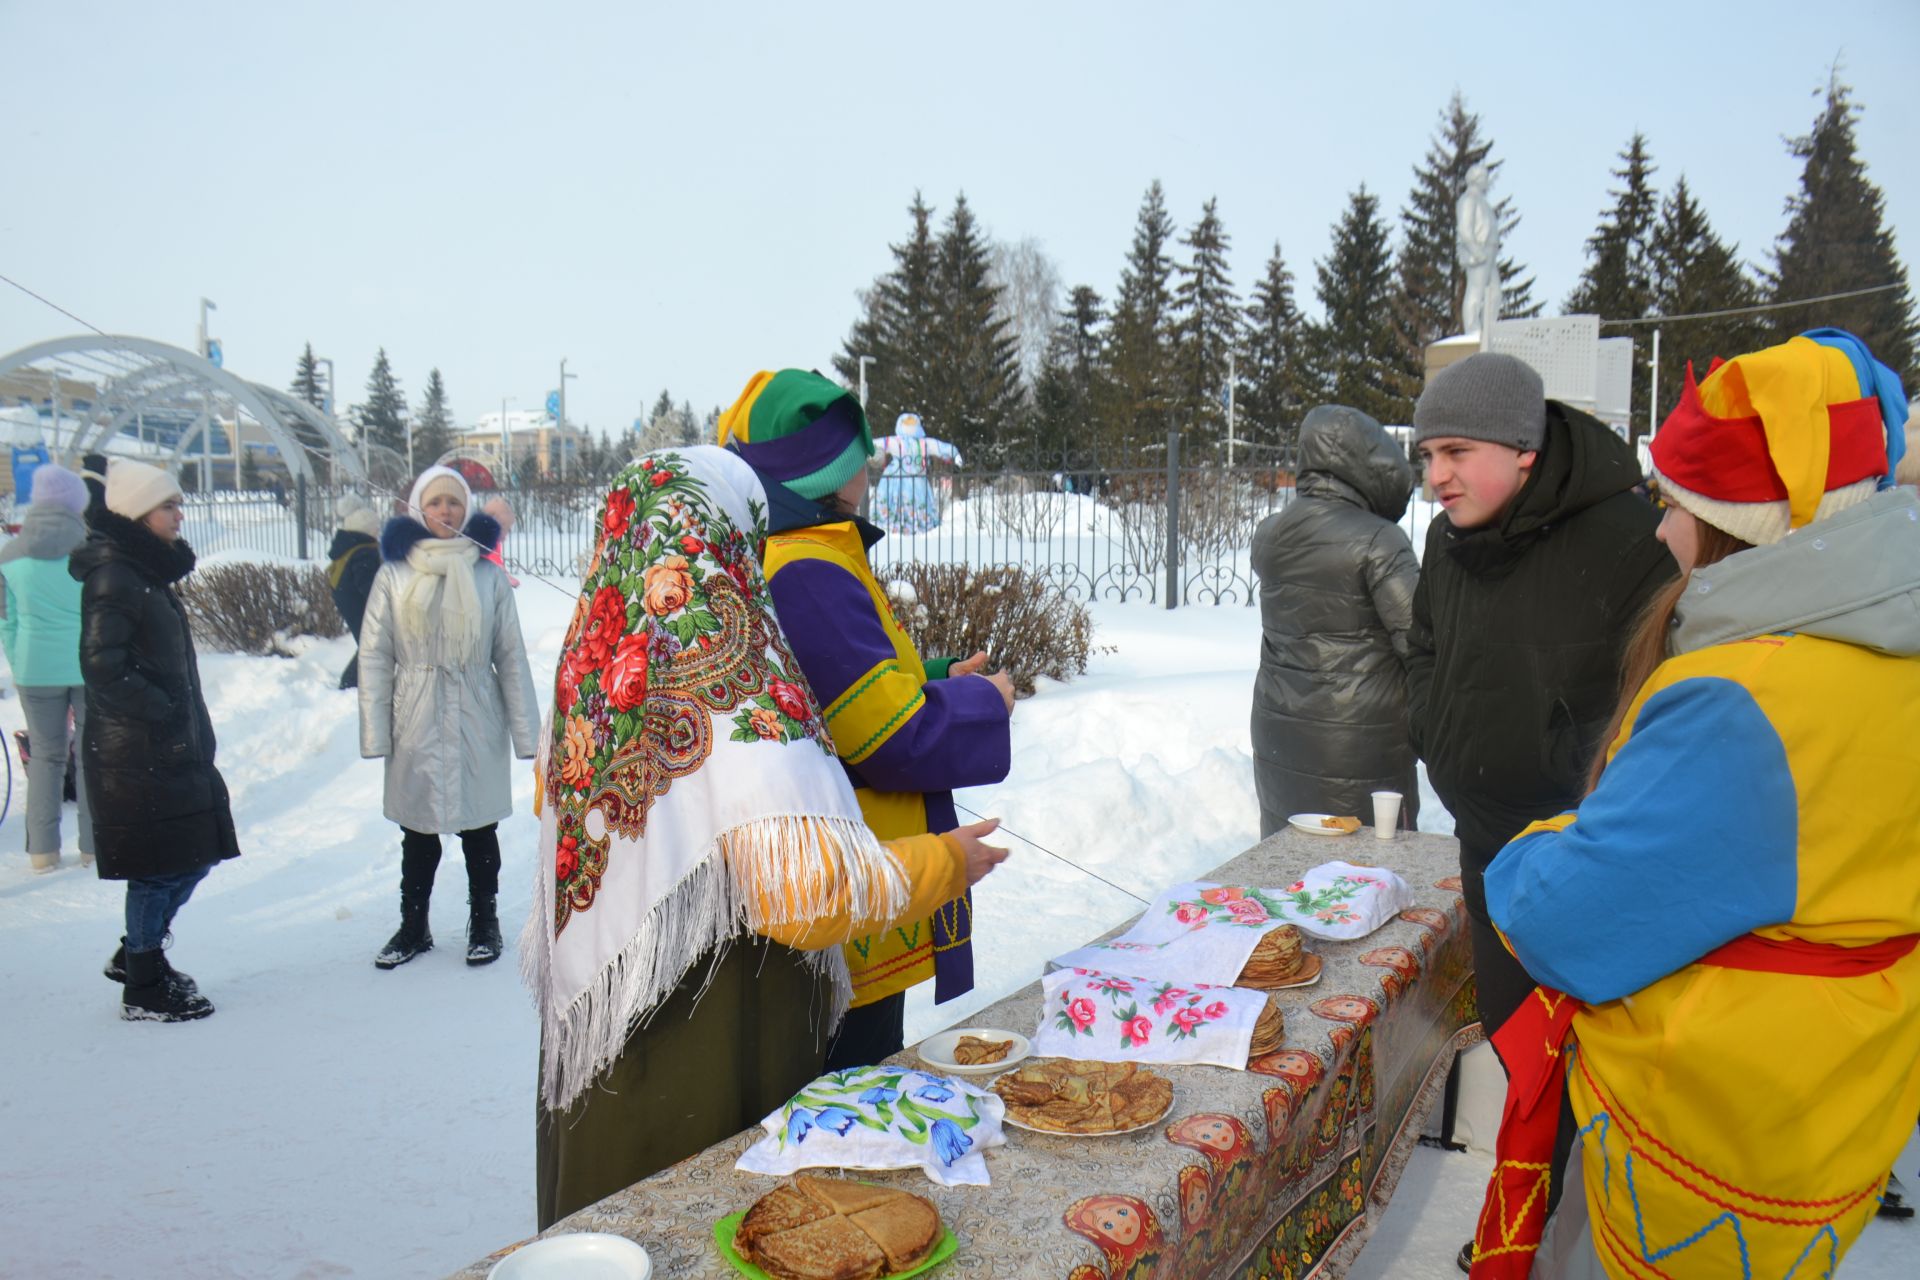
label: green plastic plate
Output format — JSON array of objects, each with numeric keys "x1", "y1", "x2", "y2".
[{"x1": 713, "y1": 1209, "x2": 958, "y2": 1279}]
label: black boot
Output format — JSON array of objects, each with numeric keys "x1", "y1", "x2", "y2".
[
  {"x1": 375, "y1": 894, "x2": 433, "y2": 969},
  {"x1": 466, "y1": 895, "x2": 503, "y2": 966},
  {"x1": 104, "y1": 935, "x2": 200, "y2": 995},
  {"x1": 121, "y1": 948, "x2": 214, "y2": 1022}
]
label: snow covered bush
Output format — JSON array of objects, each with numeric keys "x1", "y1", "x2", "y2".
[
  {"x1": 885, "y1": 563, "x2": 1093, "y2": 697},
  {"x1": 178, "y1": 562, "x2": 344, "y2": 656}
]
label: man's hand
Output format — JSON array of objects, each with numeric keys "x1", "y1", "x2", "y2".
[
  {"x1": 945, "y1": 817, "x2": 1009, "y2": 885},
  {"x1": 983, "y1": 670, "x2": 1015, "y2": 713},
  {"x1": 951, "y1": 651, "x2": 989, "y2": 677}
]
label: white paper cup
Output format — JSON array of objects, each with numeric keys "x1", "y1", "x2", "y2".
[{"x1": 1371, "y1": 790, "x2": 1403, "y2": 839}]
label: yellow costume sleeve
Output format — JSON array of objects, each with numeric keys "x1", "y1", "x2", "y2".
[{"x1": 730, "y1": 828, "x2": 967, "y2": 953}]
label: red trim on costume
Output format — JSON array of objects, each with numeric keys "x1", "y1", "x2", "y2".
[
  {"x1": 1650, "y1": 364, "x2": 1887, "y2": 502},
  {"x1": 1698, "y1": 931, "x2": 1918, "y2": 978}
]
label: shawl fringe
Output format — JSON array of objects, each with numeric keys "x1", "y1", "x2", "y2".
[{"x1": 525, "y1": 811, "x2": 909, "y2": 1114}]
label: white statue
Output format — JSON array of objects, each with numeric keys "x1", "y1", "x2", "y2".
[{"x1": 1455, "y1": 163, "x2": 1501, "y2": 336}]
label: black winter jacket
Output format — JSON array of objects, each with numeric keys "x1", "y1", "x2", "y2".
[
  {"x1": 70, "y1": 510, "x2": 240, "y2": 881},
  {"x1": 1406, "y1": 403, "x2": 1675, "y2": 918},
  {"x1": 1250, "y1": 406, "x2": 1421, "y2": 834},
  {"x1": 326, "y1": 529, "x2": 380, "y2": 639}
]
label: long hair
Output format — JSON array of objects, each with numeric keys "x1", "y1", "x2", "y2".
[{"x1": 1584, "y1": 519, "x2": 1753, "y2": 794}]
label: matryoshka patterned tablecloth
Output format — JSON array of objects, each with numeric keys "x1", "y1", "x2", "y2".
[{"x1": 448, "y1": 829, "x2": 1479, "y2": 1280}]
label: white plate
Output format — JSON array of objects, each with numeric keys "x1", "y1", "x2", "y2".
[
  {"x1": 916, "y1": 1027, "x2": 1031, "y2": 1075},
  {"x1": 487, "y1": 1233, "x2": 652, "y2": 1280},
  {"x1": 999, "y1": 1086, "x2": 1176, "y2": 1137},
  {"x1": 1288, "y1": 813, "x2": 1359, "y2": 837}
]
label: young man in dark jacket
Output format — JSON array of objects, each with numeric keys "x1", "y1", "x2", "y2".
[
  {"x1": 1406, "y1": 353, "x2": 1674, "y2": 1036},
  {"x1": 327, "y1": 503, "x2": 383, "y2": 689}
]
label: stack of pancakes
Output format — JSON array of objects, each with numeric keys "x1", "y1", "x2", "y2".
[
  {"x1": 1237, "y1": 924, "x2": 1314, "y2": 988},
  {"x1": 1248, "y1": 996, "x2": 1286, "y2": 1057},
  {"x1": 990, "y1": 1058, "x2": 1173, "y2": 1134},
  {"x1": 733, "y1": 1175, "x2": 941, "y2": 1280}
]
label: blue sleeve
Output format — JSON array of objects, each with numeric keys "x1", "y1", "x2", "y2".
[{"x1": 1484, "y1": 676, "x2": 1799, "y2": 1003}]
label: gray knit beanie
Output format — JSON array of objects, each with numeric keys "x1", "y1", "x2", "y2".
[{"x1": 1412, "y1": 352, "x2": 1546, "y2": 452}]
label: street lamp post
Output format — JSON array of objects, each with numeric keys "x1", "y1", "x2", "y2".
[
  {"x1": 856, "y1": 355, "x2": 876, "y2": 409},
  {"x1": 559, "y1": 358, "x2": 578, "y2": 483},
  {"x1": 197, "y1": 297, "x2": 217, "y2": 358},
  {"x1": 500, "y1": 395, "x2": 517, "y2": 487}
]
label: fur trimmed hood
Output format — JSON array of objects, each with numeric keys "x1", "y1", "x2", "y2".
[{"x1": 379, "y1": 512, "x2": 501, "y2": 563}]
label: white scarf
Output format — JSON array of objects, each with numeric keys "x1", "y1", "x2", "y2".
[
  {"x1": 523, "y1": 446, "x2": 907, "y2": 1113},
  {"x1": 399, "y1": 534, "x2": 484, "y2": 666}
]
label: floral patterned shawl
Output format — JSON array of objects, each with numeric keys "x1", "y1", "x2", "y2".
[{"x1": 523, "y1": 446, "x2": 907, "y2": 1112}]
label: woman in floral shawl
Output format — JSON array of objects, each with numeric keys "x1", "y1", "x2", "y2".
[{"x1": 527, "y1": 445, "x2": 1006, "y2": 1228}]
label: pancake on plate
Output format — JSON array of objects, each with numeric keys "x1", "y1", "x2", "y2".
[
  {"x1": 733, "y1": 1176, "x2": 941, "y2": 1280},
  {"x1": 989, "y1": 1058, "x2": 1173, "y2": 1135}
]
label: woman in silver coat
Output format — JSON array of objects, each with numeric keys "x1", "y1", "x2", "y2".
[
  {"x1": 359, "y1": 466, "x2": 539, "y2": 969},
  {"x1": 1250, "y1": 404, "x2": 1421, "y2": 837}
]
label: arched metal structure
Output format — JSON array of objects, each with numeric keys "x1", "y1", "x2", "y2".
[{"x1": 0, "y1": 334, "x2": 367, "y2": 484}]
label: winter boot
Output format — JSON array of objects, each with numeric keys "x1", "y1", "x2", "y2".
[
  {"x1": 121, "y1": 948, "x2": 214, "y2": 1022},
  {"x1": 466, "y1": 895, "x2": 503, "y2": 966},
  {"x1": 375, "y1": 894, "x2": 434, "y2": 969},
  {"x1": 104, "y1": 935, "x2": 200, "y2": 995},
  {"x1": 29, "y1": 852, "x2": 60, "y2": 874}
]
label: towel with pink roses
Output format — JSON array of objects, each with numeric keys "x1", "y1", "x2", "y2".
[
  {"x1": 1048, "y1": 881, "x2": 1300, "y2": 986},
  {"x1": 1029, "y1": 967, "x2": 1266, "y2": 1069}
]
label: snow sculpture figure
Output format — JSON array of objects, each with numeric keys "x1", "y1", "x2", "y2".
[
  {"x1": 1456, "y1": 163, "x2": 1501, "y2": 337},
  {"x1": 871, "y1": 413, "x2": 961, "y2": 534}
]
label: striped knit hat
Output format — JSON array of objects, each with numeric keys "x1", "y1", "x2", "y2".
[
  {"x1": 1650, "y1": 328, "x2": 1908, "y2": 546},
  {"x1": 715, "y1": 369, "x2": 873, "y2": 501}
]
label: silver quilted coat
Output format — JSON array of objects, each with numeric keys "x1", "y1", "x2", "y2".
[
  {"x1": 357, "y1": 552, "x2": 540, "y2": 834},
  {"x1": 1249, "y1": 405, "x2": 1421, "y2": 836}
]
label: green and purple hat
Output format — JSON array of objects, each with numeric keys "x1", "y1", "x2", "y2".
[{"x1": 716, "y1": 368, "x2": 874, "y2": 501}]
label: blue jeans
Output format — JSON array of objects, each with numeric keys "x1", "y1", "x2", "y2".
[{"x1": 125, "y1": 865, "x2": 210, "y2": 953}]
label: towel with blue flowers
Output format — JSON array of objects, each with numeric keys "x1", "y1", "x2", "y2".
[{"x1": 735, "y1": 1065, "x2": 1008, "y2": 1186}]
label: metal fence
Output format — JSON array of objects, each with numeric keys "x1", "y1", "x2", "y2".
[{"x1": 165, "y1": 438, "x2": 1438, "y2": 607}]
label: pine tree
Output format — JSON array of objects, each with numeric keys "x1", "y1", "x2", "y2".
[
  {"x1": 291, "y1": 343, "x2": 326, "y2": 409},
  {"x1": 924, "y1": 193, "x2": 1022, "y2": 456},
  {"x1": 639, "y1": 388, "x2": 696, "y2": 452},
  {"x1": 1391, "y1": 92, "x2": 1540, "y2": 397},
  {"x1": 239, "y1": 447, "x2": 262, "y2": 491},
  {"x1": 1027, "y1": 286, "x2": 1107, "y2": 459},
  {"x1": 1239, "y1": 242, "x2": 1315, "y2": 454},
  {"x1": 1105, "y1": 181, "x2": 1179, "y2": 446},
  {"x1": 1651, "y1": 177, "x2": 1769, "y2": 391},
  {"x1": 1170, "y1": 197, "x2": 1239, "y2": 445},
  {"x1": 835, "y1": 193, "x2": 943, "y2": 432},
  {"x1": 413, "y1": 368, "x2": 455, "y2": 468},
  {"x1": 1566, "y1": 133, "x2": 1660, "y2": 419},
  {"x1": 355, "y1": 348, "x2": 408, "y2": 457},
  {"x1": 1769, "y1": 72, "x2": 1916, "y2": 382},
  {"x1": 1313, "y1": 187, "x2": 1405, "y2": 424}
]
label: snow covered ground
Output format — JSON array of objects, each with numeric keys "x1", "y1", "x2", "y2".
[{"x1": 2, "y1": 587, "x2": 1912, "y2": 1278}]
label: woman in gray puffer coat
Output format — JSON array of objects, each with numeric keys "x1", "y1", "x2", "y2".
[
  {"x1": 1250, "y1": 404, "x2": 1420, "y2": 837},
  {"x1": 359, "y1": 466, "x2": 539, "y2": 970}
]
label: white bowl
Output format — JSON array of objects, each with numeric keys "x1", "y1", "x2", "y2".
[
  {"x1": 916, "y1": 1027, "x2": 1031, "y2": 1075},
  {"x1": 486, "y1": 1232, "x2": 652, "y2": 1280}
]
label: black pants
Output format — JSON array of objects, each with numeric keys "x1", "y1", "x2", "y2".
[
  {"x1": 823, "y1": 991, "x2": 906, "y2": 1072},
  {"x1": 400, "y1": 824, "x2": 500, "y2": 901}
]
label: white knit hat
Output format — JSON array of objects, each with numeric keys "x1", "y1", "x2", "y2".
[
  {"x1": 105, "y1": 458, "x2": 184, "y2": 521},
  {"x1": 406, "y1": 465, "x2": 472, "y2": 522}
]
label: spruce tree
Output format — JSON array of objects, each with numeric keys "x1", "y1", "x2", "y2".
[
  {"x1": 1566, "y1": 133, "x2": 1660, "y2": 419},
  {"x1": 923, "y1": 193, "x2": 1022, "y2": 456},
  {"x1": 355, "y1": 348, "x2": 408, "y2": 458},
  {"x1": 291, "y1": 343, "x2": 326, "y2": 409},
  {"x1": 1651, "y1": 177, "x2": 1769, "y2": 391},
  {"x1": 1104, "y1": 180, "x2": 1179, "y2": 446},
  {"x1": 413, "y1": 368, "x2": 455, "y2": 468},
  {"x1": 1170, "y1": 197, "x2": 1240, "y2": 446},
  {"x1": 1391, "y1": 92, "x2": 1539, "y2": 398},
  {"x1": 1313, "y1": 187, "x2": 1405, "y2": 424},
  {"x1": 1769, "y1": 73, "x2": 1916, "y2": 381},
  {"x1": 1027, "y1": 286, "x2": 1107, "y2": 459},
  {"x1": 1239, "y1": 242, "x2": 1315, "y2": 454},
  {"x1": 835, "y1": 193, "x2": 944, "y2": 433}
]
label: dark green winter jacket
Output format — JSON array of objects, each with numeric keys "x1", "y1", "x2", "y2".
[{"x1": 1406, "y1": 402, "x2": 1675, "y2": 919}]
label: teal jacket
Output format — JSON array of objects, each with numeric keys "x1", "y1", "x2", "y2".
[{"x1": 0, "y1": 505, "x2": 88, "y2": 687}]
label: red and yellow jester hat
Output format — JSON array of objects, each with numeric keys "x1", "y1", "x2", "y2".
[{"x1": 1649, "y1": 328, "x2": 1903, "y2": 546}]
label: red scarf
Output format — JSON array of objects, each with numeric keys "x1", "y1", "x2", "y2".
[{"x1": 1467, "y1": 931, "x2": 1918, "y2": 1278}]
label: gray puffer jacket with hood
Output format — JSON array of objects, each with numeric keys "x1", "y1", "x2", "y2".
[{"x1": 1250, "y1": 405, "x2": 1420, "y2": 836}]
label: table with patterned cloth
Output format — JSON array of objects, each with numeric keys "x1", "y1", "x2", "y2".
[{"x1": 450, "y1": 828, "x2": 1481, "y2": 1280}]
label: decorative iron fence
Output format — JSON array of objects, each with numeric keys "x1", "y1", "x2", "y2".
[{"x1": 164, "y1": 437, "x2": 1438, "y2": 607}]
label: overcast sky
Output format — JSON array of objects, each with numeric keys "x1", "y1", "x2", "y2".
[{"x1": 3, "y1": 1, "x2": 1914, "y2": 439}]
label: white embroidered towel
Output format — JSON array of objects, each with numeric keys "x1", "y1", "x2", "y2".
[
  {"x1": 1029, "y1": 968, "x2": 1265, "y2": 1070},
  {"x1": 1049, "y1": 882, "x2": 1295, "y2": 984},
  {"x1": 736, "y1": 1065, "x2": 1006, "y2": 1186}
]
